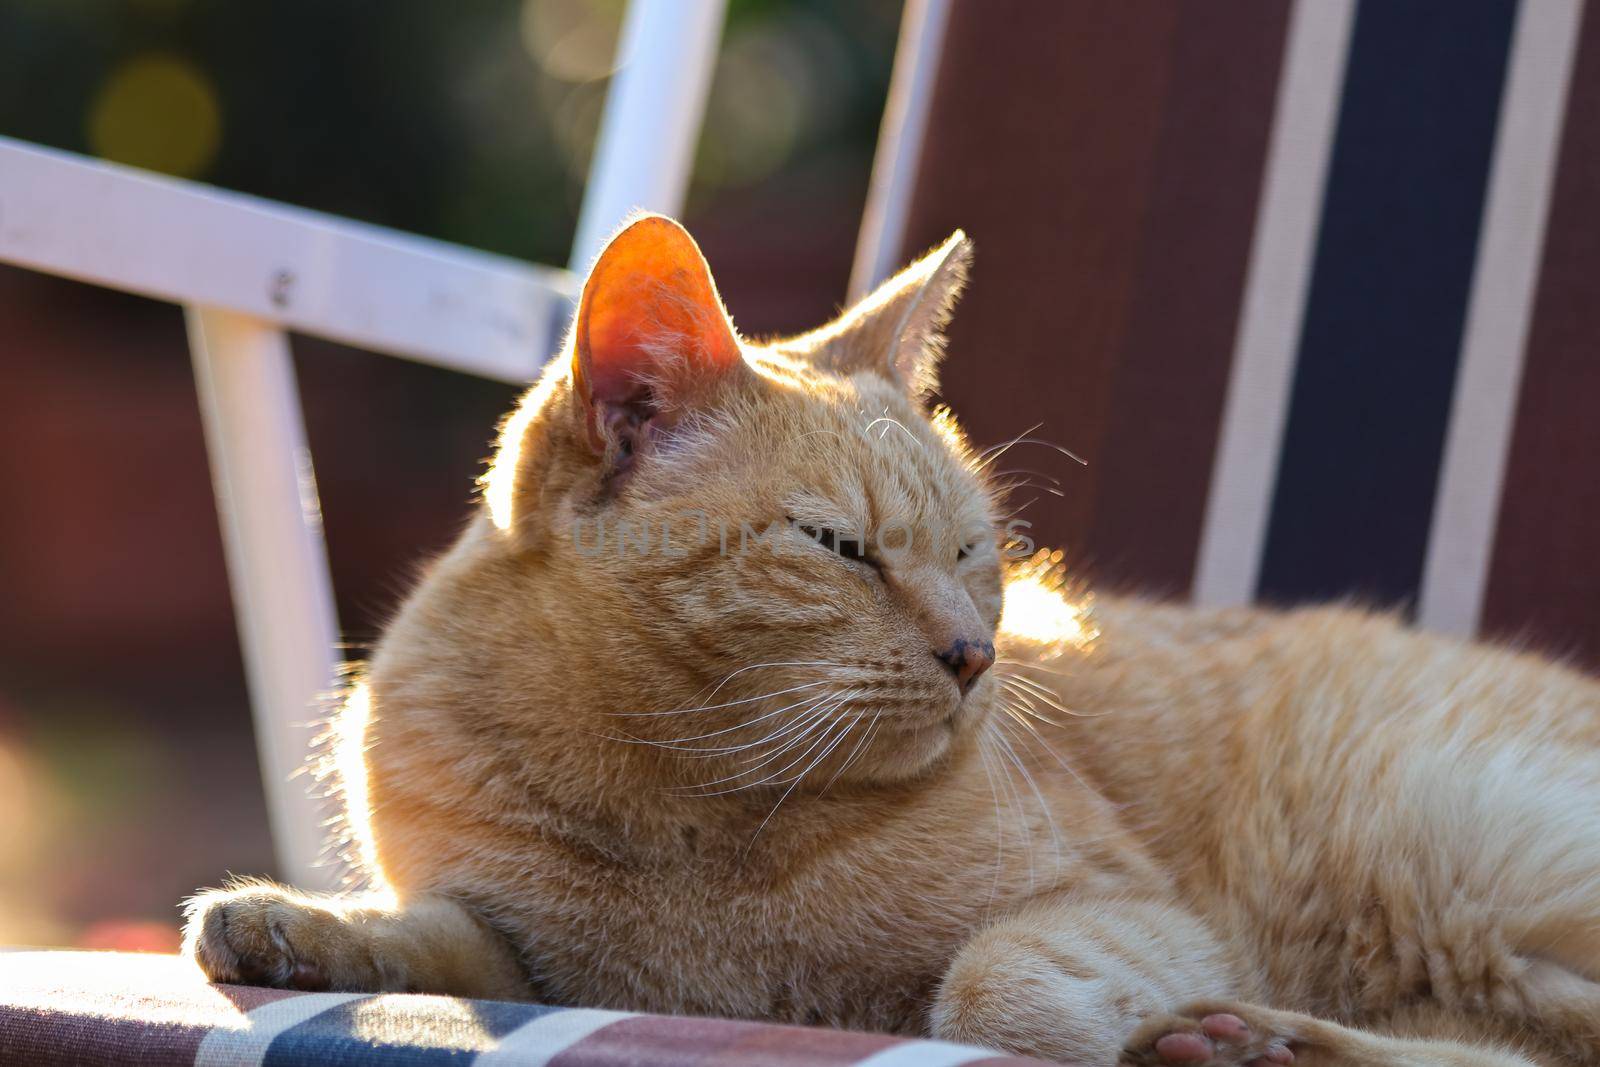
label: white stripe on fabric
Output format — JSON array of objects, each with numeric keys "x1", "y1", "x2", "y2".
[
  {"x1": 854, "y1": 1039, "x2": 1006, "y2": 1067},
  {"x1": 473, "y1": 1007, "x2": 638, "y2": 1067},
  {"x1": 194, "y1": 992, "x2": 366, "y2": 1067},
  {"x1": 1192, "y1": 0, "x2": 1357, "y2": 607},
  {"x1": 1418, "y1": 0, "x2": 1586, "y2": 637}
]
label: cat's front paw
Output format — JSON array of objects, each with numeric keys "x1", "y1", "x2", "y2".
[
  {"x1": 184, "y1": 883, "x2": 374, "y2": 992},
  {"x1": 1120, "y1": 1004, "x2": 1297, "y2": 1066}
]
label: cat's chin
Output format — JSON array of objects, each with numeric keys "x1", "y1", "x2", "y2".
[
  {"x1": 858, "y1": 701, "x2": 988, "y2": 785},
  {"x1": 858, "y1": 741, "x2": 950, "y2": 785}
]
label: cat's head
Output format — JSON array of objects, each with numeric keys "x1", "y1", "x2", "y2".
[{"x1": 472, "y1": 215, "x2": 1015, "y2": 789}]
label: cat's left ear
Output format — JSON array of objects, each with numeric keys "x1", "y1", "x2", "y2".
[
  {"x1": 570, "y1": 214, "x2": 746, "y2": 462},
  {"x1": 817, "y1": 231, "x2": 972, "y2": 398}
]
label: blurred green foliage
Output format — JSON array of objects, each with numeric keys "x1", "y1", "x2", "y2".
[{"x1": 0, "y1": 0, "x2": 901, "y2": 267}]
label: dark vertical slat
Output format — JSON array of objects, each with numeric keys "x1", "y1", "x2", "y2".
[
  {"x1": 1258, "y1": 0, "x2": 1519, "y2": 606},
  {"x1": 1484, "y1": 4, "x2": 1600, "y2": 668},
  {"x1": 899, "y1": 0, "x2": 1180, "y2": 564},
  {"x1": 1088, "y1": 2, "x2": 1289, "y2": 594},
  {"x1": 893, "y1": 0, "x2": 1286, "y2": 591}
]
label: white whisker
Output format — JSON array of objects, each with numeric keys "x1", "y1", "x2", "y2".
[
  {"x1": 739, "y1": 689, "x2": 860, "y2": 763},
  {"x1": 998, "y1": 672, "x2": 1061, "y2": 703},
  {"x1": 977, "y1": 434, "x2": 1087, "y2": 470},
  {"x1": 995, "y1": 658, "x2": 1077, "y2": 679},
  {"x1": 992, "y1": 478, "x2": 1066, "y2": 499},
  {"x1": 997, "y1": 681, "x2": 1068, "y2": 728},
  {"x1": 617, "y1": 689, "x2": 837, "y2": 751},
  {"x1": 999, "y1": 698, "x2": 1095, "y2": 796},
  {"x1": 674, "y1": 691, "x2": 857, "y2": 797},
  {"x1": 998, "y1": 680, "x2": 1073, "y2": 727},
  {"x1": 672, "y1": 703, "x2": 837, "y2": 791},
  {"x1": 745, "y1": 710, "x2": 860, "y2": 852},
  {"x1": 989, "y1": 467, "x2": 1063, "y2": 487},
  {"x1": 864, "y1": 415, "x2": 921, "y2": 447},
  {"x1": 696, "y1": 660, "x2": 842, "y2": 705},
  {"x1": 975, "y1": 734, "x2": 1006, "y2": 912},
  {"x1": 994, "y1": 718, "x2": 1064, "y2": 879},
  {"x1": 987, "y1": 720, "x2": 1034, "y2": 891},
  {"x1": 996, "y1": 668, "x2": 1113, "y2": 719},
  {"x1": 611, "y1": 678, "x2": 828, "y2": 718},
  {"x1": 820, "y1": 708, "x2": 882, "y2": 793},
  {"x1": 974, "y1": 423, "x2": 1044, "y2": 469}
]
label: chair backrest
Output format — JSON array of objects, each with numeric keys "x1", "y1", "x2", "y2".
[{"x1": 858, "y1": 0, "x2": 1598, "y2": 665}]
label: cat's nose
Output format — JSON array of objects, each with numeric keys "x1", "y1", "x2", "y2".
[{"x1": 936, "y1": 639, "x2": 994, "y2": 694}]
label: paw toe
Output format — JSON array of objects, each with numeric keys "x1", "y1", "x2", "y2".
[
  {"x1": 1123, "y1": 1004, "x2": 1301, "y2": 1067},
  {"x1": 289, "y1": 960, "x2": 331, "y2": 992},
  {"x1": 188, "y1": 891, "x2": 305, "y2": 988},
  {"x1": 1200, "y1": 1014, "x2": 1250, "y2": 1042},
  {"x1": 1154, "y1": 1032, "x2": 1214, "y2": 1063}
]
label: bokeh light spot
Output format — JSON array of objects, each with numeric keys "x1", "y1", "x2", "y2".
[
  {"x1": 88, "y1": 54, "x2": 221, "y2": 178},
  {"x1": 1000, "y1": 551, "x2": 1098, "y2": 658},
  {"x1": 77, "y1": 918, "x2": 179, "y2": 953},
  {"x1": 698, "y1": 24, "x2": 811, "y2": 190},
  {"x1": 521, "y1": 0, "x2": 623, "y2": 84}
]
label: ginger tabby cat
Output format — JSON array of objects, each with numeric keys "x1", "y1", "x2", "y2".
[{"x1": 185, "y1": 216, "x2": 1600, "y2": 1066}]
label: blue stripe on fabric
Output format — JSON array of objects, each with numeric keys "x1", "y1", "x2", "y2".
[
  {"x1": 1258, "y1": 0, "x2": 1519, "y2": 606},
  {"x1": 261, "y1": 998, "x2": 560, "y2": 1067}
]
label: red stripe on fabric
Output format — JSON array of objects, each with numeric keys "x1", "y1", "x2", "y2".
[
  {"x1": 896, "y1": 0, "x2": 1288, "y2": 593},
  {"x1": 0, "y1": 1007, "x2": 207, "y2": 1067},
  {"x1": 697, "y1": 1021, "x2": 900, "y2": 1067},
  {"x1": 210, "y1": 983, "x2": 308, "y2": 1012},
  {"x1": 1483, "y1": 3, "x2": 1600, "y2": 667},
  {"x1": 0, "y1": 953, "x2": 313, "y2": 1066},
  {"x1": 547, "y1": 1014, "x2": 765, "y2": 1066},
  {"x1": 548, "y1": 1013, "x2": 933, "y2": 1067}
]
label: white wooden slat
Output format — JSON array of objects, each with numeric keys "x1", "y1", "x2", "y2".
[
  {"x1": 1192, "y1": 0, "x2": 1357, "y2": 607},
  {"x1": 1418, "y1": 0, "x2": 1585, "y2": 637},
  {"x1": 0, "y1": 134, "x2": 575, "y2": 384},
  {"x1": 849, "y1": 0, "x2": 953, "y2": 298},
  {"x1": 568, "y1": 0, "x2": 728, "y2": 272},
  {"x1": 187, "y1": 307, "x2": 342, "y2": 890}
]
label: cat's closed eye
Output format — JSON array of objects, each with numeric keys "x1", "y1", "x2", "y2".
[
  {"x1": 957, "y1": 531, "x2": 993, "y2": 563},
  {"x1": 791, "y1": 518, "x2": 880, "y2": 572}
]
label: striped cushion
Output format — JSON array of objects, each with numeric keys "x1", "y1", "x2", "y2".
[{"x1": 0, "y1": 951, "x2": 1060, "y2": 1067}]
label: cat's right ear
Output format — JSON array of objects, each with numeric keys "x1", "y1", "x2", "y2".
[
  {"x1": 810, "y1": 232, "x2": 972, "y2": 400},
  {"x1": 570, "y1": 215, "x2": 746, "y2": 471}
]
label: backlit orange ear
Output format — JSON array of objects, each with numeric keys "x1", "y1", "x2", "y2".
[{"x1": 572, "y1": 215, "x2": 743, "y2": 454}]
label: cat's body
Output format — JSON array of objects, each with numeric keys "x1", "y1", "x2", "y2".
[{"x1": 187, "y1": 217, "x2": 1600, "y2": 1066}]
